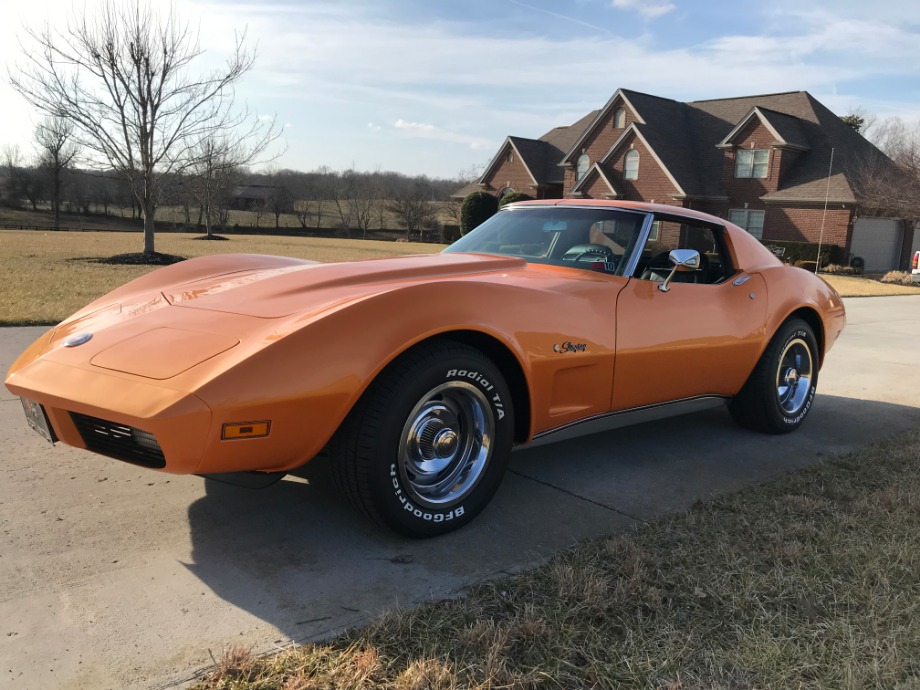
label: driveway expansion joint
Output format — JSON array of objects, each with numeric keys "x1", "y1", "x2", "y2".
[{"x1": 507, "y1": 468, "x2": 647, "y2": 524}]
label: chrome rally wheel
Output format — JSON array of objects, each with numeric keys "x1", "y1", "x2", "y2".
[
  {"x1": 398, "y1": 381, "x2": 494, "y2": 508},
  {"x1": 775, "y1": 337, "x2": 814, "y2": 417}
]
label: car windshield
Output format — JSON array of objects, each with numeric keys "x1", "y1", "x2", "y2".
[{"x1": 444, "y1": 205, "x2": 649, "y2": 277}]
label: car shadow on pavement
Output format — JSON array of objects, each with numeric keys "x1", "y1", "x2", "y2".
[{"x1": 183, "y1": 393, "x2": 920, "y2": 647}]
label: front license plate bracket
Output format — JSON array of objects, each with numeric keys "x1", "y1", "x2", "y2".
[{"x1": 20, "y1": 398, "x2": 57, "y2": 444}]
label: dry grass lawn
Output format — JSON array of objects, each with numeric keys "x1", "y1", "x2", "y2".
[
  {"x1": 821, "y1": 273, "x2": 920, "y2": 297},
  {"x1": 0, "y1": 230, "x2": 445, "y2": 325},
  {"x1": 192, "y1": 430, "x2": 920, "y2": 689}
]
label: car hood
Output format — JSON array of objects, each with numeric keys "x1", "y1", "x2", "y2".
[{"x1": 160, "y1": 252, "x2": 527, "y2": 318}]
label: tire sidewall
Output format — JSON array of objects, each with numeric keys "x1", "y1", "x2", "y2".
[
  {"x1": 768, "y1": 322, "x2": 818, "y2": 430},
  {"x1": 372, "y1": 351, "x2": 513, "y2": 536}
]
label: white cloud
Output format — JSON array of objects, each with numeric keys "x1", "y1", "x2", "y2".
[
  {"x1": 611, "y1": 0, "x2": 675, "y2": 19},
  {"x1": 394, "y1": 119, "x2": 436, "y2": 133},
  {"x1": 394, "y1": 119, "x2": 492, "y2": 150},
  {"x1": 367, "y1": 122, "x2": 382, "y2": 132}
]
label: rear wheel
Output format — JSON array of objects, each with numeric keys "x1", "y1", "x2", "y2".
[
  {"x1": 331, "y1": 341, "x2": 513, "y2": 537},
  {"x1": 730, "y1": 318, "x2": 818, "y2": 434}
]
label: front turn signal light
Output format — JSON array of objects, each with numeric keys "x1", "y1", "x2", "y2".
[{"x1": 222, "y1": 421, "x2": 271, "y2": 440}]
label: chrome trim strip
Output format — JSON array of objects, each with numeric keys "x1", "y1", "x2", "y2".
[
  {"x1": 518, "y1": 396, "x2": 729, "y2": 450},
  {"x1": 622, "y1": 212, "x2": 656, "y2": 279}
]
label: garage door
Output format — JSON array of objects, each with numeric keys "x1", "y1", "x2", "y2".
[{"x1": 850, "y1": 218, "x2": 902, "y2": 272}]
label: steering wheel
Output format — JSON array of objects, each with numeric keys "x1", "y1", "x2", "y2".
[{"x1": 561, "y1": 243, "x2": 616, "y2": 263}]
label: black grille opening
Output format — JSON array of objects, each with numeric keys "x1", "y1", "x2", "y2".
[{"x1": 71, "y1": 413, "x2": 166, "y2": 468}]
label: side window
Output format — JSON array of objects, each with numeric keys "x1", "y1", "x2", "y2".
[{"x1": 633, "y1": 215, "x2": 733, "y2": 285}]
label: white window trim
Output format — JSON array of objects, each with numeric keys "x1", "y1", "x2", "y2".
[
  {"x1": 728, "y1": 209, "x2": 765, "y2": 239},
  {"x1": 576, "y1": 153, "x2": 590, "y2": 181},
  {"x1": 735, "y1": 148, "x2": 769, "y2": 179},
  {"x1": 624, "y1": 150, "x2": 639, "y2": 180}
]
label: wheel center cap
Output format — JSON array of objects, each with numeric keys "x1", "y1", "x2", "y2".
[
  {"x1": 785, "y1": 368, "x2": 799, "y2": 386},
  {"x1": 433, "y1": 429, "x2": 459, "y2": 458}
]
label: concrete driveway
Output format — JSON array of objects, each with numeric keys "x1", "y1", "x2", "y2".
[{"x1": 1, "y1": 295, "x2": 919, "y2": 690}]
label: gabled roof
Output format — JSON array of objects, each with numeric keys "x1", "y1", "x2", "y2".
[
  {"x1": 559, "y1": 88, "x2": 649, "y2": 166},
  {"x1": 476, "y1": 111, "x2": 598, "y2": 190},
  {"x1": 716, "y1": 106, "x2": 810, "y2": 151},
  {"x1": 596, "y1": 122, "x2": 687, "y2": 198},
  {"x1": 570, "y1": 162, "x2": 620, "y2": 197},
  {"x1": 479, "y1": 136, "x2": 541, "y2": 188},
  {"x1": 683, "y1": 90, "x2": 874, "y2": 201}
]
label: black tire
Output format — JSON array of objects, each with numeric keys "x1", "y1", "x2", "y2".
[
  {"x1": 730, "y1": 318, "x2": 819, "y2": 434},
  {"x1": 330, "y1": 340, "x2": 514, "y2": 537}
]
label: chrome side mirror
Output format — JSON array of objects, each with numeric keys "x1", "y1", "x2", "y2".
[{"x1": 659, "y1": 249, "x2": 701, "y2": 292}]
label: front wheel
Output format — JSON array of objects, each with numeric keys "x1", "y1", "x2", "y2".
[
  {"x1": 730, "y1": 318, "x2": 819, "y2": 434},
  {"x1": 331, "y1": 341, "x2": 514, "y2": 537}
]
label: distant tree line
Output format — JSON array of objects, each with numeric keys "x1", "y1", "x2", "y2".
[{"x1": 0, "y1": 149, "x2": 475, "y2": 240}]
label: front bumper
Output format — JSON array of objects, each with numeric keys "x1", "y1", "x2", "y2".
[{"x1": 7, "y1": 358, "x2": 213, "y2": 474}]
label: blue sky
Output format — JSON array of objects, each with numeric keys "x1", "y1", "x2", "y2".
[{"x1": 2, "y1": 0, "x2": 919, "y2": 178}]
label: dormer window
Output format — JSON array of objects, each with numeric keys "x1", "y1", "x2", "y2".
[
  {"x1": 624, "y1": 150, "x2": 639, "y2": 180},
  {"x1": 576, "y1": 153, "x2": 590, "y2": 181},
  {"x1": 613, "y1": 108, "x2": 626, "y2": 128},
  {"x1": 735, "y1": 149, "x2": 769, "y2": 178}
]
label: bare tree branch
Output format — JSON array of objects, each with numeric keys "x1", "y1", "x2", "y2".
[{"x1": 9, "y1": 0, "x2": 282, "y2": 254}]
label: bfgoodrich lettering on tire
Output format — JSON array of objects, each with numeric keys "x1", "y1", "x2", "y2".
[
  {"x1": 331, "y1": 340, "x2": 514, "y2": 537},
  {"x1": 730, "y1": 318, "x2": 818, "y2": 434}
]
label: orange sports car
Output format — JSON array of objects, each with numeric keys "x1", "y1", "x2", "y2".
[{"x1": 5, "y1": 200, "x2": 845, "y2": 536}]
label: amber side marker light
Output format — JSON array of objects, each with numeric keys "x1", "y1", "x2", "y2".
[{"x1": 222, "y1": 421, "x2": 271, "y2": 440}]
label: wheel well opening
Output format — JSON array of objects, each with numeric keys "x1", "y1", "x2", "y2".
[
  {"x1": 425, "y1": 331, "x2": 531, "y2": 444},
  {"x1": 787, "y1": 308, "x2": 825, "y2": 366}
]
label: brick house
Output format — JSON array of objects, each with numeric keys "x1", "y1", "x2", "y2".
[{"x1": 456, "y1": 89, "x2": 917, "y2": 271}]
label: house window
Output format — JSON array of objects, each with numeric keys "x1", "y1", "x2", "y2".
[
  {"x1": 576, "y1": 153, "x2": 590, "y2": 181},
  {"x1": 728, "y1": 209, "x2": 765, "y2": 239},
  {"x1": 613, "y1": 108, "x2": 626, "y2": 128},
  {"x1": 735, "y1": 149, "x2": 769, "y2": 178},
  {"x1": 649, "y1": 220, "x2": 660, "y2": 242},
  {"x1": 624, "y1": 150, "x2": 639, "y2": 180},
  {"x1": 506, "y1": 149, "x2": 513, "y2": 163}
]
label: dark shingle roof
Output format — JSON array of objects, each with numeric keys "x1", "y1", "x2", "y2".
[
  {"x1": 481, "y1": 89, "x2": 896, "y2": 204},
  {"x1": 537, "y1": 110, "x2": 599, "y2": 183}
]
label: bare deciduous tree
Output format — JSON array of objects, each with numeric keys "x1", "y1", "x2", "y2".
[
  {"x1": 10, "y1": 0, "x2": 279, "y2": 255},
  {"x1": 852, "y1": 117, "x2": 920, "y2": 221},
  {"x1": 36, "y1": 116, "x2": 79, "y2": 229},
  {"x1": 188, "y1": 132, "x2": 274, "y2": 238},
  {"x1": 388, "y1": 178, "x2": 436, "y2": 240}
]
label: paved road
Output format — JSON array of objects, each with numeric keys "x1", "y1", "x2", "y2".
[{"x1": 1, "y1": 295, "x2": 919, "y2": 690}]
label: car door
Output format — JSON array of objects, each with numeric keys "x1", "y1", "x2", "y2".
[{"x1": 612, "y1": 213, "x2": 768, "y2": 411}]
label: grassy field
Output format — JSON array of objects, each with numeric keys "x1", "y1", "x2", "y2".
[
  {"x1": 0, "y1": 200, "x2": 459, "y2": 232},
  {"x1": 191, "y1": 429, "x2": 920, "y2": 689},
  {"x1": 0, "y1": 230, "x2": 445, "y2": 325}
]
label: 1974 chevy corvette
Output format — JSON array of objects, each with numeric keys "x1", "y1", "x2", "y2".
[{"x1": 5, "y1": 200, "x2": 846, "y2": 536}]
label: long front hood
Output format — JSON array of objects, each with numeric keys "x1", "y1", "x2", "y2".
[
  {"x1": 7, "y1": 252, "x2": 528, "y2": 385},
  {"x1": 162, "y1": 253, "x2": 527, "y2": 318}
]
